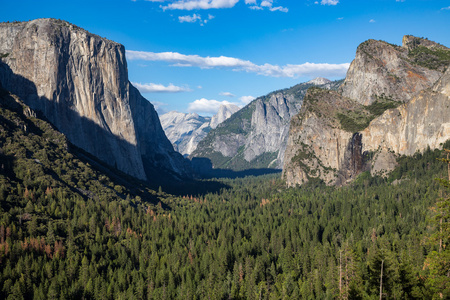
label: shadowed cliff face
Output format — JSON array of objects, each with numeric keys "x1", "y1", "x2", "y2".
[
  {"x1": 0, "y1": 19, "x2": 191, "y2": 181},
  {"x1": 335, "y1": 133, "x2": 370, "y2": 186}
]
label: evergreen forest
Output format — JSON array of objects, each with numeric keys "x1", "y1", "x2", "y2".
[{"x1": 1, "y1": 88, "x2": 450, "y2": 299}]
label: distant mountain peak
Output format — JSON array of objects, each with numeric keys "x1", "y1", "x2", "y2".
[
  {"x1": 160, "y1": 104, "x2": 240, "y2": 156},
  {"x1": 210, "y1": 104, "x2": 240, "y2": 129},
  {"x1": 307, "y1": 77, "x2": 332, "y2": 85}
]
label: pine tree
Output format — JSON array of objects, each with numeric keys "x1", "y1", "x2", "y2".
[{"x1": 423, "y1": 149, "x2": 450, "y2": 299}]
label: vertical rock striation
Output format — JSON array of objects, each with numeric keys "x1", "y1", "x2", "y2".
[
  {"x1": 0, "y1": 18, "x2": 190, "y2": 181},
  {"x1": 361, "y1": 65, "x2": 450, "y2": 175}
]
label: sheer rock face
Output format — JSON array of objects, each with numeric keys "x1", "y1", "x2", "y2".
[
  {"x1": 0, "y1": 19, "x2": 190, "y2": 181},
  {"x1": 282, "y1": 89, "x2": 359, "y2": 186},
  {"x1": 283, "y1": 36, "x2": 450, "y2": 187},
  {"x1": 192, "y1": 79, "x2": 342, "y2": 170},
  {"x1": 362, "y1": 65, "x2": 450, "y2": 172},
  {"x1": 341, "y1": 38, "x2": 444, "y2": 105}
]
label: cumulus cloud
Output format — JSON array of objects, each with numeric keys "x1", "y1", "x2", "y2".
[
  {"x1": 220, "y1": 92, "x2": 236, "y2": 97},
  {"x1": 132, "y1": 82, "x2": 192, "y2": 93},
  {"x1": 179, "y1": 14, "x2": 202, "y2": 22},
  {"x1": 246, "y1": 0, "x2": 288, "y2": 12},
  {"x1": 188, "y1": 95, "x2": 256, "y2": 114},
  {"x1": 178, "y1": 13, "x2": 214, "y2": 24},
  {"x1": 162, "y1": 0, "x2": 239, "y2": 10},
  {"x1": 126, "y1": 50, "x2": 350, "y2": 78},
  {"x1": 239, "y1": 95, "x2": 256, "y2": 104},
  {"x1": 188, "y1": 98, "x2": 239, "y2": 114},
  {"x1": 441, "y1": 6, "x2": 450, "y2": 10},
  {"x1": 320, "y1": 0, "x2": 339, "y2": 5},
  {"x1": 369, "y1": 19, "x2": 376, "y2": 23}
]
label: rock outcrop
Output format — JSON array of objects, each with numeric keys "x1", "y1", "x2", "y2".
[
  {"x1": 283, "y1": 36, "x2": 450, "y2": 187},
  {"x1": 282, "y1": 88, "x2": 367, "y2": 186},
  {"x1": 0, "y1": 18, "x2": 191, "y2": 181},
  {"x1": 160, "y1": 104, "x2": 239, "y2": 156},
  {"x1": 192, "y1": 79, "x2": 342, "y2": 171},
  {"x1": 341, "y1": 38, "x2": 444, "y2": 105},
  {"x1": 362, "y1": 65, "x2": 450, "y2": 175}
]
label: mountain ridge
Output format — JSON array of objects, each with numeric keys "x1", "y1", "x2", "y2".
[
  {"x1": 191, "y1": 78, "x2": 343, "y2": 171},
  {"x1": 160, "y1": 103, "x2": 240, "y2": 156},
  {"x1": 283, "y1": 35, "x2": 450, "y2": 186}
]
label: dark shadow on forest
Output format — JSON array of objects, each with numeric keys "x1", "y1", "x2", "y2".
[{"x1": 191, "y1": 157, "x2": 282, "y2": 179}]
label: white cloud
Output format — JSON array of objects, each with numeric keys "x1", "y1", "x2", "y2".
[
  {"x1": 188, "y1": 95, "x2": 256, "y2": 114},
  {"x1": 270, "y1": 6, "x2": 288, "y2": 12},
  {"x1": 132, "y1": 82, "x2": 192, "y2": 93},
  {"x1": 369, "y1": 19, "x2": 376, "y2": 23},
  {"x1": 246, "y1": 0, "x2": 288, "y2": 12},
  {"x1": 441, "y1": 6, "x2": 450, "y2": 10},
  {"x1": 337, "y1": 17, "x2": 344, "y2": 20},
  {"x1": 188, "y1": 98, "x2": 238, "y2": 114},
  {"x1": 162, "y1": 0, "x2": 239, "y2": 10},
  {"x1": 320, "y1": 0, "x2": 339, "y2": 5},
  {"x1": 179, "y1": 14, "x2": 202, "y2": 23},
  {"x1": 126, "y1": 50, "x2": 350, "y2": 78},
  {"x1": 220, "y1": 92, "x2": 236, "y2": 97},
  {"x1": 239, "y1": 95, "x2": 256, "y2": 104},
  {"x1": 178, "y1": 13, "x2": 214, "y2": 24}
]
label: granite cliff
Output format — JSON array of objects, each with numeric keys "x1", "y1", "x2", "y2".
[
  {"x1": 160, "y1": 104, "x2": 240, "y2": 156},
  {"x1": 362, "y1": 65, "x2": 450, "y2": 176},
  {"x1": 191, "y1": 78, "x2": 342, "y2": 171},
  {"x1": 0, "y1": 18, "x2": 191, "y2": 181},
  {"x1": 283, "y1": 36, "x2": 450, "y2": 186},
  {"x1": 341, "y1": 36, "x2": 445, "y2": 105}
]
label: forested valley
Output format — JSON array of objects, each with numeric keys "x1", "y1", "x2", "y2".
[{"x1": 1, "y1": 88, "x2": 450, "y2": 299}]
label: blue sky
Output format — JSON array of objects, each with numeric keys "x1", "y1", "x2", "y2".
[{"x1": 2, "y1": 0, "x2": 450, "y2": 115}]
